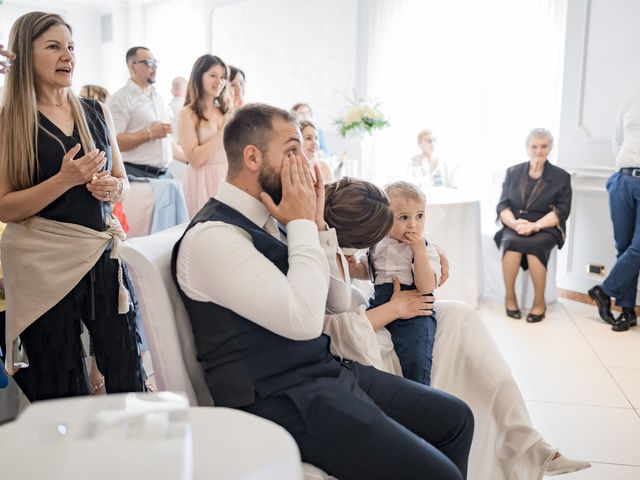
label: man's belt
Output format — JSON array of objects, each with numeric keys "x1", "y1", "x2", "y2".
[
  {"x1": 124, "y1": 162, "x2": 168, "y2": 176},
  {"x1": 619, "y1": 167, "x2": 640, "y2": 178}
]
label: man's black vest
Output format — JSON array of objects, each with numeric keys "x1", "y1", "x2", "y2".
[{"x1": 171, "y1": 198, "x2": 341, "y2": 407}]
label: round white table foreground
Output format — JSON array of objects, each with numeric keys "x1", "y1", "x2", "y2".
[
  {"x1": 0, "y1": 392, "x2": 303, "y2": 480},
  {"x1": 423, "y1": 187, "x2": 483, "y2": 308}
]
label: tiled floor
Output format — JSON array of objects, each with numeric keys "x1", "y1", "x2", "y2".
[{"x1": 478, "y1": 299, "x2": 640, "y2": 478}]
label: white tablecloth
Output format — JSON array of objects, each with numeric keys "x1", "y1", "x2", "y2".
[
  {"x1": 0, "y1": 394, "x2": 303, "y2": 480},
  {"x1": 353, "y1": 187, "x2": 482, "y2": 307},
  {"x1": 122, "y1": 181, "x2": 154, "y2": 237},
  {"x1": 122, "y1": 179, "x2": 189, "y2": 238},
  {"x1": 423, "y1": 187, "x2": 482, "y2": 307}
]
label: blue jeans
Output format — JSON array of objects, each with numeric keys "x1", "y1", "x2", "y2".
[
  {"x1": 369, "y1": 283, "x2": 437, "y2": 385},
  {"x1": 602, "y1": 172, "x2": 640, "y2": 307}
]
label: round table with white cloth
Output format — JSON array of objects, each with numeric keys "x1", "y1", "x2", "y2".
[
  {"x1": 0, "y1": 393, "x2": 303, "y2": 480},
  {"x1": 424, "y1": 187, "x2": 482, "y2": 307}
]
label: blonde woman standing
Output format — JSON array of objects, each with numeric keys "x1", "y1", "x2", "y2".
[
  {"x1": 0, "y1": 12, "x2": 145, "y2": 400},
  {"x1": 178, "y1": 54, "x2": 232, "y2": 217}
]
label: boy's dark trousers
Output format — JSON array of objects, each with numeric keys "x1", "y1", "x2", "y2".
[{"x1": 370, "y1": 282, "x2": 437, "y2": 385}]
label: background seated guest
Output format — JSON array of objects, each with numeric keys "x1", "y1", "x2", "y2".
[
  {"x1": 291, "y1": 102, "x2": 330, "y2": 156},
  {"x1": 172, "y1": 103, "x2": 474, "y2": 480},
  {"x1": 107, "y1": 46, "x2": 176, "y2": 178},
  {"x1": 0, "y1": 12, "x2": 145, "y2": 401},
  {"x1": 300, "y1": 120, "x2": 333, "y2": 183},
  {"x1": 495, "y1": 128, "x2": 571, "y2": 322},
  {"x1": 322, "y1": 177, "x2": 590, "y2": 479},
  {"x1": 178, "y1": 54, "x2": 232, "y2": 218},
  {"x1": 409, "y1": 129, "x2": 455, "y2": 187},
  {"x1": 228, "y1": 66, "x2": 246, "y2": 108},
  {"x1": 588, "y1": 97, "x2": 640, "y2": 332}
]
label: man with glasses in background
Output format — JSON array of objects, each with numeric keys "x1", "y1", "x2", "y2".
[{"x1": 107, "y1": 46, "x2": 176, "y2": 178}]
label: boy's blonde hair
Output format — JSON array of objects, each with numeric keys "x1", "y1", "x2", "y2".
[{"x1": 384, "y1": 181, "x2": 426, "y2": 204}]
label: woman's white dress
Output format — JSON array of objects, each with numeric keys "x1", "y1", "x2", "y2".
[{"x1": 324, "y1": 286, "x2": 556, "y2": 480}]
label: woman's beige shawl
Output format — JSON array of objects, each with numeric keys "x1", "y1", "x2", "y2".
[{"x1": 1, "y1": 214, "x2": 130, "y2": 373}]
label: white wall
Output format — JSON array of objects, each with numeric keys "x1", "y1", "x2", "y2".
[
  {"x1": 0, "y1": 1, "x2": 101, "y2": 93},
  {"x1": 209, "y1": 0, "x2": 359, "y2": 157},
  {"x1": 556, "y1": 0, "x2": 639, "y2": 299}
]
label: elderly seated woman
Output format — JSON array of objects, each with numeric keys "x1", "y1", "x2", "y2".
[
  {"x1": 495, "y1": 128, "x2": 571, "y2": 322},
  {"x1": 322, "y1": 177, "x2": 588, "y2": 480}
]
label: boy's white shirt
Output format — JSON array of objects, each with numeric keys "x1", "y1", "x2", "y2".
[{"x1": 370, "y1": 236, "x2": 442, "y2": 287}]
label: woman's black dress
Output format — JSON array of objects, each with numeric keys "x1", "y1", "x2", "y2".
[
  {"x1": 12, "y1": 98, "x2": 145, "y2": 401},
  {"x1": 494, "y1": 160, "x2": 572, "y2": 270}
]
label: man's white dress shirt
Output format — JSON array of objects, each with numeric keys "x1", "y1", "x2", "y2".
[
  {"x1": 107, "y1": 79, "x2": 172, "y2": 168},
  {"x1": 176, "y1": 182, "x2": 349, "y2": 341},
  {"x1": 614, "y1": 97, "x2": 640, "y2": 169}
]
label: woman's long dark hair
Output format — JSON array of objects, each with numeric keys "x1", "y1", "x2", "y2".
[{"x1": 184, "y1": 54, "x2": 231, "y2": 130}]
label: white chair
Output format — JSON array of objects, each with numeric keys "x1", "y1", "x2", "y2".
[
  {"x1": 120, "y1": 224, "x2": 212, "y2": 406},
  {"x1": 120, "y1": 226, "x2": 335, "y2": 480}
]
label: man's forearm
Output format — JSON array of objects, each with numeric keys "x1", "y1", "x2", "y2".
[{"x1": 117, "y1": 129, "x2": 150, "y2": 152}]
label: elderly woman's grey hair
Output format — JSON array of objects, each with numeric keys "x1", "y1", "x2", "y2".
[{"x1": 525, "y1": 128, "x2": 554, "y2": 150}]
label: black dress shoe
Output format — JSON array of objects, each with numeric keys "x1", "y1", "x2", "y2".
[
  {"x1": 588, "y1": 285, "x2": 615, "y2": 325},
  {"x1": 621, "y1": 307, "x2": 637, "y2": 327},
  {"x1": 506, "y1": 307, "x2": 522, "y2": 319},
  {"x1": 612, "y1": 313, "x2": 631, "y2": 332},
  {"x1": 526, "y1": 309, "x2": 546, "y2": 323},
  {"x1": 612, "y1": 308, "x2": 637, "y2": 332}
]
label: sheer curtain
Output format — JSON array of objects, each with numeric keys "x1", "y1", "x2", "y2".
[{"x1": 361, "y1": 0, "x2": 567, "y2": 231}]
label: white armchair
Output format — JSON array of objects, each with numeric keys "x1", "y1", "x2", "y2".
[
  {"x1": 120, "y1": 226, "x2": 335, "y2": 480},
  {"x1": 120, "y1": 224, "x2": 212, "y2": 406}
]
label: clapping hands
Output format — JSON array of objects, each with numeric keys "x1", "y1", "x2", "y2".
[{"x1": 0, "y1": 44, "x2": 15, "y2": 74}]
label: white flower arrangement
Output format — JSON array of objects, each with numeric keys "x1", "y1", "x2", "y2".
[{"x1": 335, "y1": 93, "x2": 389, "y2": 137}]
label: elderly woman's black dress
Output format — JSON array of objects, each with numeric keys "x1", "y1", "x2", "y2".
[
  {"x1": 11, "y1": 98, "x2": 145, "y2": 401},
  {"x1": 494, "y1": 160, "x2": 572, "y2": 270}
]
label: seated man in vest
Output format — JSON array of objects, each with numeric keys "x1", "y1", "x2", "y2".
[{"x1": 172, "y1": 104, "x2": 474, "y2": 480}]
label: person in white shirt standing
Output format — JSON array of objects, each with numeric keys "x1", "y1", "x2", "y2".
[
  {"x1": 589, "y1": 98, "x2": 640, "y2": 331},
  {"x1": 171, "y1": 103, "x2": 474, "y2": 480},
  {"x1": 107, "y1": 46, "x2": 174, "y2": 178}
]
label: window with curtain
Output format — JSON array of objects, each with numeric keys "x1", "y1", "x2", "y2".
[{"x1": 361, "y1": 0, "x2": 567, "y2": 231}]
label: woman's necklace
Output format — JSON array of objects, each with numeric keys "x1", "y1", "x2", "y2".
[{"x1": 38, "y1": 99, "x2": 66, "y2": 108}]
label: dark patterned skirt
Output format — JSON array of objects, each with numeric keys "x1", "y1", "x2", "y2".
[
  {"x1": 12, "y1": 249, "x2": 146, "y2": 401},
  {"x1": 496, "y1": 227, "x2": 559, "y2": 270}
]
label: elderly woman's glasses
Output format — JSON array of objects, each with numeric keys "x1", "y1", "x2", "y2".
[{"x1": 132, "y1": 58, "x2": 159, "y2": 68}]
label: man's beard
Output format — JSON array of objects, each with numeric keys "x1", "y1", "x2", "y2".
[{"x1": 258, "y1": 161, "x2": 282, "y2": 205}]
